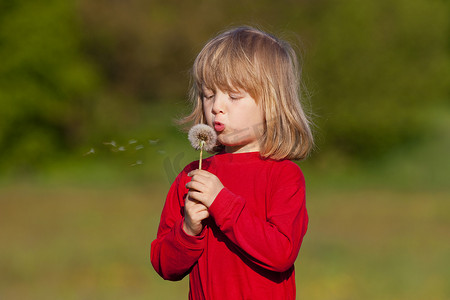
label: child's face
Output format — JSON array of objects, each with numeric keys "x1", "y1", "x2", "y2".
[{"x1": 202, "y1": 87, "x2": 264, "y2": 153}]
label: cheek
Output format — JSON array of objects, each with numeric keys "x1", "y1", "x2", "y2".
[
  {"x1": 202, "y1": 104, "x2": 213, "y2": 125},
  {"x1": 205, "y1": 116, "x2": 213, "y2": 126}
]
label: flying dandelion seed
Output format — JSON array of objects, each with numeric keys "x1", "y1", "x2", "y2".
[
  {"x1": 188, "y1": 124, "x2": 217, "y2": 170},
  {"x1": 135, "y1": 145, "x2": 144, "y2": 150},
  {"x1": 148, "y1": 139, "x2": 159, "y2": 145},
  {"x1": 131, "y1": 160, "x2": 143, "y2": 166},
  {"x1": 83, "y1": 148, "x2": 95, "y2": 156},
  {"x1": 128, "y1": 139, "x2": 137, "y2": 144},
  {"x1": 112, "y1": 146, "x2": 126, "y2": 152},
  {"x1": 104, "y1": 141, "x2": 117, "y2": 147}
]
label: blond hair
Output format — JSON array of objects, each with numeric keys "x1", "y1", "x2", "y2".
[{"x1": 181, "y1": 26, "x2": 314, "y2": 160}]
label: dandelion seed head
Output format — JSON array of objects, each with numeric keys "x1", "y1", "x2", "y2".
[{"x1": 188, "y1": 124, "x2": 217, "y2": 151}]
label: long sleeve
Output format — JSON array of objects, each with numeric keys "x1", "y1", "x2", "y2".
[
  {"x1": 150, "y1": 168, "x2": 206, "y2": 281},
  {"x1": 151, "y1": 153, "x2": 308, "y2": 299},
  {"x1": 207, "y1": 162, "x2": 308, "y2": 273}
]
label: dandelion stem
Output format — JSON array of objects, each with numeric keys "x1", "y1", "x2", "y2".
[{"x1": 199, "y1": 140, "x2": 205, "y2": 170}]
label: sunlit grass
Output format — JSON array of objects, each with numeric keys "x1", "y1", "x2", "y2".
[
  {"x1": 1, "y1": 183, "x2": 448, "y2": 299},
  {"x1": 0, "y1": 184, "x2": 189, "y2": 299},
  {"x1": 297, "y1": 189, "x2": 450, "y2": 300}
]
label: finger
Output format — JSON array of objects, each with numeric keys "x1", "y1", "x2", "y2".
[
  {"x1": 193, "y1": 202, "x2": 209, "y2": 211},
  {"x1": 189, "y1": 206, "x2": 208, "y2": 217},
  {"x1": 185, "y1": 195, "x2": 202, "y2": 206},
  {"x1": 185, "y1": 206, "x2": 207, "y2": 217},
  {"x1": 195, "y1": 210, "x2": 210, "y2": 221},
  {"x1": 189, "y1": 175, "x2": 209, "y2": 186},
  {"x1": 186, "y1": 193, "x2": 208, "y2": 206},
  {"x1": 185, "y1": 202, "x2": 209, "y2": 216},
  {"x1": 186, "y1": 194, "x2": 207, "y2": 207},
  {"x1": 187, "y1": 191, "x2": 206, "y2": 204},
  {"x1": 188, "y1": 169, "x2": 214, "y2": 179},
  {"x1": 186, "y1": 191, "x2": 202, "y2": 200},
  {"x1": 186, "y1": 181, "x2": 206, "y2": 192},
  {"x1": 185, "y1": 202, "x2": 207, "y2": 218},
  {"x1": 188, "y1": 169, "x2": 206, "y2": 177}
]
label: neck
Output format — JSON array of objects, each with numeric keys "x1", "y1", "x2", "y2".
[{"x1": 225, "y1": 142, "x2": 260, "y2": 154}]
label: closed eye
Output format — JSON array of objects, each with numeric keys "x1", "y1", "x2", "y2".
[
  {"x1": 229, "y1": 93, "x2": 244, "y2": 101},
  {"x1": 203, "y1": 93, "x2": 214, "y2": 100}
]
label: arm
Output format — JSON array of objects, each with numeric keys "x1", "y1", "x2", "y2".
[
  {"x1": 188, "y1": 163, "x2": 308, "y2": 273},
  {"x1": 150, "y1": 170, "x2": 206, "y2": 281},
  {"x1": 209, "y1": 182, "x2": 307, "y2": 272}
]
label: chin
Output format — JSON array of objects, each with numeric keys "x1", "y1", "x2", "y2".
[{"x1": 217, "y1": 137, "x2": 230, "y2": 146}]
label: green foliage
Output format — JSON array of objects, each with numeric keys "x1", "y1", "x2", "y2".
[
  {"x1": 0, "y1": 0, "x2": 101, "y2": 172},
  {"x1": 304, "y1": 0, "x2": 450, "y2": 158},
  {"x1": 0, "y1": 0, "x2": 449, "y2": 174},
  {"x1": 77, "y1": 0, "x2": 450, "y2": 160}
]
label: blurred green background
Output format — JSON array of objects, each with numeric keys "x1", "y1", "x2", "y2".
[{"x1": 1, "y1": 0, "x2": 449, "y2": 299}]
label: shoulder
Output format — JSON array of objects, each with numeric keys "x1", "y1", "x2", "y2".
[
  {"x1": 268, "y1": 159, "x2": 305, "y2": 186},
  {"x1": 274, "y1": 159, "x2": 303, "y2": 172}
]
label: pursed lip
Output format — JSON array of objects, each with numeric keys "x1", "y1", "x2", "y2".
[{"x1": 214, "y1": 121, "x2": 225, "y2": 132}]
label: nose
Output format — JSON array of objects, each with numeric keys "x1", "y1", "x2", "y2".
[{"x1": 211, "y1": 90, "x2": 226, "y2": 115}]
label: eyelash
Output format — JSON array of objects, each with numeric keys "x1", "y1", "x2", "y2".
[
  {"x1": 202, "y1": 92, "x2": 243, "y2": 101},
  {"x1": 229, "y1": 94, "x2": 242, "y2": 101}
]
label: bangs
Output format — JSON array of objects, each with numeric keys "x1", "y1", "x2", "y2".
[{"x1": 192, "y1": 30, "x2": 267, "y2": 98}]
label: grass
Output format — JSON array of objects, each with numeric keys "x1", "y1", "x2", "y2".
[
  {"x1": 0, "y1": 181, "x2": 448, "y2": 299},
  {"x1": 297, "y1": 189, "x2": 449, "y2": 300},
  {"x1": 0, "y1": 183, "x2": 189, "y2": 299}
]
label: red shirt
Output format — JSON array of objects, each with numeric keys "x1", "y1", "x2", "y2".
[{"x1": 151, "y1": 152, "x2": 308, "y2": 299}]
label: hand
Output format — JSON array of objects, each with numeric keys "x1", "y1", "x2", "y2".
[
  {"x1": 185, "y1": 170, "x2": 224, "y2": 208},
  {"x1": 183, "y1": 195, "x2": 209, "y2": 236}
]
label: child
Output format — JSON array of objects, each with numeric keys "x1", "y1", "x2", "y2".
[{"x1": 151, "y1": 26, "x2": 314, "y2": 299}]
